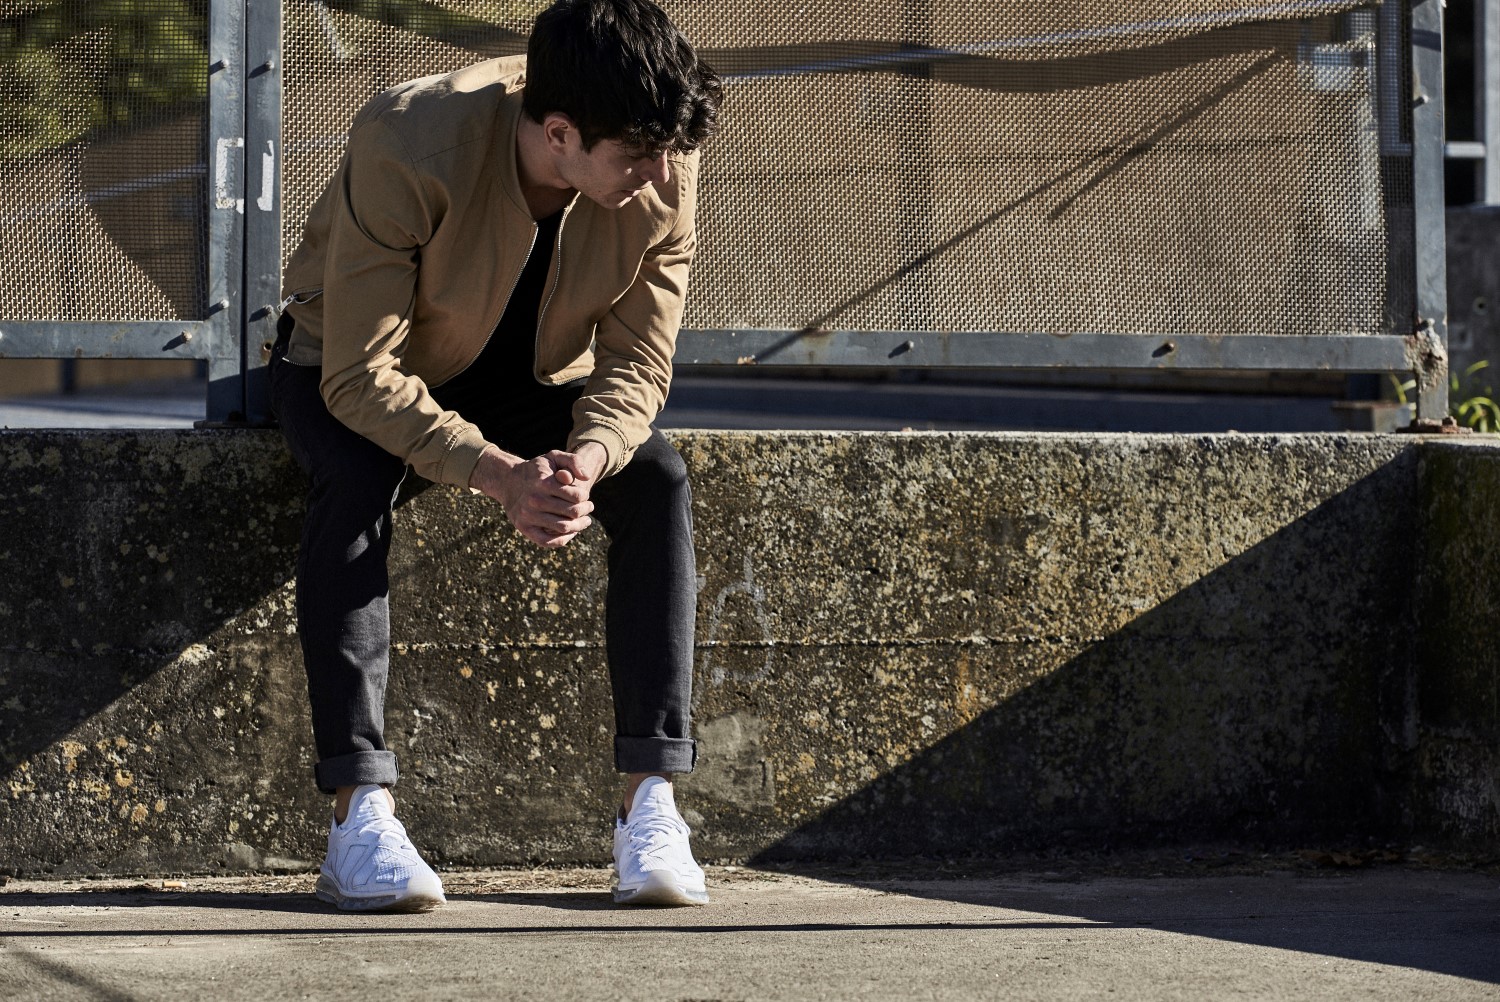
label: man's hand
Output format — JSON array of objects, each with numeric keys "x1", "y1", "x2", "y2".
[{"x1": 469, "y1": 442, "x2": 607, "y2": 549}]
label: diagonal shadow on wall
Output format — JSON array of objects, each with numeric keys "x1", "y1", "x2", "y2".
[
  {"x1": 727, "y1": 450, "x2": 1462, "y2": 976},
  {"x1": 0, "y1": 431, "x2": 313, "y2": 872}
]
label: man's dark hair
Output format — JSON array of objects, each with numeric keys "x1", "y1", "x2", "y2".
[{"x1": 524, "y1": 0, "x2": 723, "y2": 154}]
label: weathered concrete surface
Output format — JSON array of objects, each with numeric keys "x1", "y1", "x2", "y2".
[
  {"x1": 0, "y1": 429, "x2": 1487, "y2": 875},
  {"x1": 3, "y1": 866, "x2": 1498, "y2": 1001},
  {"x1": 1411, "y1": 440, "x2": 1500, "y2": 845}
]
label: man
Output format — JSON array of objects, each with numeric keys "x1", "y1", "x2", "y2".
[{"x1": 270, "y1": 0, "x2": 722, "y2": 912}]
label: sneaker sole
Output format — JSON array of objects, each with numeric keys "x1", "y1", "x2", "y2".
[
  {"x1": 613, "y1": 869, "x2": 709, "y2": 907},
  {"x1": 314, "y1": 873, "x2": 445, "y2": 913}
]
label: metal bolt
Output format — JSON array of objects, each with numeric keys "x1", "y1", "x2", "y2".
[
  {"x1": 1414, "y1": 93, "x2": 1429, "y2": 106},
  {"x1": 181, "y1": 331, "x2": 193, "y2": 343},
  {"x1": 259, "y1": 58, "x2": 276, "y2": 73}
]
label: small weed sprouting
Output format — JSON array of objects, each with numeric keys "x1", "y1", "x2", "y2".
[{"x1": 1389, "y1": 360, "x2": 1500, "y2": 433}]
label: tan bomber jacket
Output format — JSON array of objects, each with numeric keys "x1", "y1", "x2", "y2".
[{"x1": 280, "y1": 55, "x2": 699, "y2": 487}]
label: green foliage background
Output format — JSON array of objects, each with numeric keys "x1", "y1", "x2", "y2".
[
  {"x1": 0, "y1": 1, "x2": 541, "y2": 161},
  {"x1": 0, "y1": 1, "x2": 208, "y2": 160}
]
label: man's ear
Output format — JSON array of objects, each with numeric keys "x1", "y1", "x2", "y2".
[{"x1": 541, "y1": 112, "x2": 576, "y2": 154}]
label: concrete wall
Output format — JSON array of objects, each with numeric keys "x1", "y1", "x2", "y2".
[
  {"x1": 0, "y1": 429, "x2": 1491, "y2": 876},
  {"x1": 1410, "y1": 441, "x2": 1500, "y2": 844}
]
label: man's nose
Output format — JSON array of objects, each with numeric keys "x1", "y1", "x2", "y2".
[{"x1": 642, "y1": 153, "x2": 671, "y2": 186}]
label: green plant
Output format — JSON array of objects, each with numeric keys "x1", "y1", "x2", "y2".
[
  {"x1": 1388, "y1": 359, "x2": 1500, "y2": 433},
  {"x1": 1452, "y1": 360, "x2": 1500, "y2": 433}
]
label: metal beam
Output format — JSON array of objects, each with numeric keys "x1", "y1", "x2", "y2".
[
  {"x1": 241, "y1": 0, "x2": 284, "y2": 426},
  {"x1": 1444, "y1": 141, "x2": 1487, "y2": 159},
  {"x1": 1482, "y1": 0, "x2": 1500, "y2": 202},
  {"x1": 674, "y1": 330, "x2": 1419, "y2": 372},
  {"x1": 1409, "y1": 0, "x2": 1449, "y2": 422},
  {"x1": 205, "y1": 0, "x2": 249, "y2": 422},
  {"x1": 0, "y1": 322, "x2": 216, "y2": 360}
]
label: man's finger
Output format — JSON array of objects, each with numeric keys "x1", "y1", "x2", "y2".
[
  {"x1": 520, "y1": 507, "x2": 592, "y2": 535},
  {"x1": 536, "y1": 515, "x2": 591, "y2": 536},
  {"x1": 527, "y1": 493, "x2": 592, "y2": 516},
  {"x1": 548, "y1": 449, "x2": 597, "y2": 483},
  {"x1": 530, "y1": 496, "x2": 593, "y2": 519},
  {"x1": 528, "y1": 529, "x2": 578, "y2": 549}
]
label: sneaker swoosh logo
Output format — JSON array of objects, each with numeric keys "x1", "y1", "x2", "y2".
[{"x1": 344, "y1": 844, "x2": 374, "y2": 881}]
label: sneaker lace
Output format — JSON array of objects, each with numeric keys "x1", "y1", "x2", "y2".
[
  {"x1": 352, "y1": 814, "x2": 421, "y2": 884},
  {"x1": 625, "y1": 811, "x2": 689, "y2": 857},
  {"x1": 352, "y1": 812, "x2": 415, "y2": 852}
]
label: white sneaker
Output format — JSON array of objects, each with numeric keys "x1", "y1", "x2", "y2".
[
  {"x1": 612, "y1": 776, "x2": 709, "y2": 906},
  {"x1": 314, "y1": 785, "x2": 446, "y2": 912}
]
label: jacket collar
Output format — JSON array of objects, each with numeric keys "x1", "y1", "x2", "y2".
[{"x1": 497, "y1": 87, "x2": 533, "y2": 219}]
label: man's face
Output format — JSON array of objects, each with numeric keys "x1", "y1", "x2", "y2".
[{"x1": 558, "y1": 135, "x2": 673, "y2": 209}]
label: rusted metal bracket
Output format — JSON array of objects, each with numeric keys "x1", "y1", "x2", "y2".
[
  {"x1": 1403, "y1": 318, "x2": 1451, "y2": 427},
  {"x1": 1397, "y1": 416, "x2": 1471, "y2": 434}
]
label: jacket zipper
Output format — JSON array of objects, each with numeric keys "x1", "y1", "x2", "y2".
[
  {"x1": 434, "y1": 219, "x2": 538, "y2": 388},
  {"x1": 275, "y1": 288, "x2": 323, "y2": 315},
  {"x1": 533, "y1": 198, "x2": 575, "y2": 386}
]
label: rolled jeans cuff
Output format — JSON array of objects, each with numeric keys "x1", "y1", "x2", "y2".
[
  {"x1": 615, "y1": 736, "x2": 697, "y2": 775},
  {"x1": 314, "y1": 750, "x2": 399, "y2": 794}
]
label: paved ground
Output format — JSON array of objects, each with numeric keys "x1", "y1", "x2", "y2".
[{"x1": 3, "y1": 863, "x2": 1497, "y2": 1001}]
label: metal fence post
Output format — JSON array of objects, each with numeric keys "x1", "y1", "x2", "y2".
[
  {"x1": 1410, "y1": 0, "x2": 1449, "y2": 423},
  {"x1": 1482, "y1": 0, "x2": 1500, "y2": 203},
  {"x1": 205, "y1": 0, "x2": 249, "y2": 423},
  {"x1": 242, "y1": 0, "x2": 284, "y2": 425}
]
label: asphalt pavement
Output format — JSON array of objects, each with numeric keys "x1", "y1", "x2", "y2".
[{"x1": 3, "y1": 864, "x2": 1497, "y2": 1001}]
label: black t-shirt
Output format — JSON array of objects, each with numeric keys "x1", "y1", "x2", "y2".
[{"x1": 431, "y1": 207, "x2": 580, "y2": 420}]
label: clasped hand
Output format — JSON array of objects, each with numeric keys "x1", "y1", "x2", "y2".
[{"x1": 469, "y1": 443, "x2": 605, "y2": 549}]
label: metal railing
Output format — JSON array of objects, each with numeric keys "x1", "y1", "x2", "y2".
[{"x1": 0, "y1": 0, "x2": 1452, "y2": 425}]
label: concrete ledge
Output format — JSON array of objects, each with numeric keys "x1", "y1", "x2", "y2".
[{"x1": 0, "y1": 430, "x2": 1493, "y2": 875}]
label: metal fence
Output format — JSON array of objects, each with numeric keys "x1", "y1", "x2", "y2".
[{"x1": 0, "y1": 0, "x2": 1451, "y2": 423}]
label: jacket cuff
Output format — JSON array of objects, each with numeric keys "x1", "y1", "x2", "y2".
[
  {"x1": 437, "y1": 425, "x2": 493, "y2": 488},
  {"x1": 568, "y1": 424, "x2": 630, "y2": 479}
]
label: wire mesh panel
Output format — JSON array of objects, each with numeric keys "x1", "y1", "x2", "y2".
[
  {"x1": 282, "y1": 0, "x2": 1416, "y2": 340},
  {"x1": 0, "y1": 2, "x2": 209, "y2": 322}
]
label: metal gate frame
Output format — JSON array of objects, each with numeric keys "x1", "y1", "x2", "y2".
[
  {"x1": 669, "y1": 0, "x2": 1451, "y2": 425},
  {"x1": 0, "y1": 0, "x2": 1453, "y2": 425},
  {"x1": 0, "y1": 1, "x2": 247, "y2": 421}
]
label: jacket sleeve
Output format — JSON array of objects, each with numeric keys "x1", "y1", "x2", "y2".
[
  {"x1": 318, "y1": 115, "x2": 492, "y2": 488},
  {"x1": 567, "y1": 152, "x2": 699, "y2": 478}
]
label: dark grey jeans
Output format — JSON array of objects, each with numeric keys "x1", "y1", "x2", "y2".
[{"x1": 270, "y1": 325, "x2": 697, "y2": 793}]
